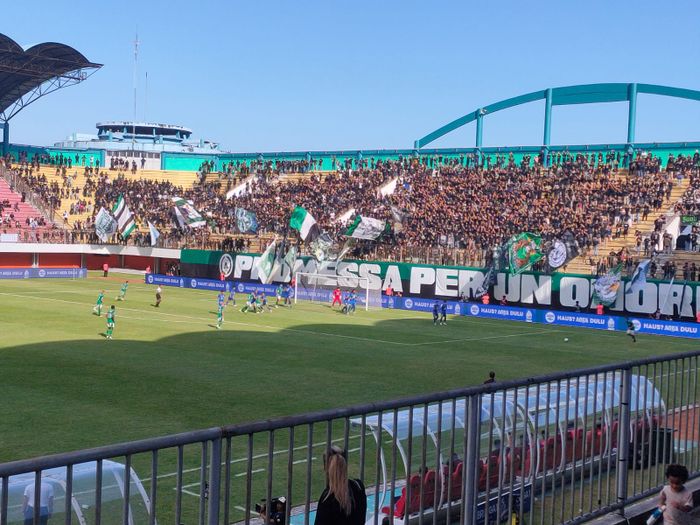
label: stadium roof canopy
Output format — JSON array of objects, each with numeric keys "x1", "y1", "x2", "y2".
[
  {"x1": 416, "y1": 82, "x2": 700, "y2": 150},
  {"x1": 0, "y1": 33, "x2": 101, "y2": 122}
]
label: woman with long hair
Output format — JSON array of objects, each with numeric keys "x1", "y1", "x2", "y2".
[{"x1": 314, "y1": 445, "x2": 367, "y2": 525}]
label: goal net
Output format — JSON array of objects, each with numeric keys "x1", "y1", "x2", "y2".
[{"x1": 294, "y1": 272, "x2": 382, "y2": 310}]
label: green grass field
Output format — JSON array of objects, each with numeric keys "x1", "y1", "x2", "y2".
[{"x1": 1, "y1": 272, "x2": 697, "y2": 463}]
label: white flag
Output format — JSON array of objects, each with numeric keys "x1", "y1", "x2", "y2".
[
  {"x1": 94, "y1": 207, "x2": 117, "y2": 242},
  {"x1": 148, "y1": 221, "x2": 160, "y2": 247}
]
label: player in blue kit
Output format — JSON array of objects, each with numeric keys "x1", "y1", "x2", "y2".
[
  {"x1": 440, "y1": 300, "x2": 448, "y2": 325},
  {"x1": 432, "y1": 301, "x2": 440, "y2": 325}
]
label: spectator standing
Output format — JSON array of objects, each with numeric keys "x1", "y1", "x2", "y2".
[
  {"x1": 22, "y1": 480, "x2": 54, "y2": 525},
  {"x1": 314, "y1": 446, "x2": 367, "y2": 525}
]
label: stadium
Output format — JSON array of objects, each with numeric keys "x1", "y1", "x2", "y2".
[{"x1": 1, "y1": 7, "x2": 700, "y2": 525}]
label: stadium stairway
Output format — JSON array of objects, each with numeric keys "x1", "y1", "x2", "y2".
[{"x1": 563, "y1": 174, "x2": 690, "y2": 275}]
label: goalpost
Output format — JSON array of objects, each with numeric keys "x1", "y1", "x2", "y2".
[{"x1": 294, "y1": 272, "x2": 382, "y2": 310}]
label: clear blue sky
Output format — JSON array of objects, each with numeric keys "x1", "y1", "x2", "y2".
[{"x1": 5, "y1": 0, "x2": 700, "y2": 152}]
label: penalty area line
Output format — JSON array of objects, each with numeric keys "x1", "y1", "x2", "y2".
[{"x1": 409, "y1": 328, "x2": 566, "y2": 346}]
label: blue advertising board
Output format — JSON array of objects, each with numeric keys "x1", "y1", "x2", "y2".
[
  {"x1": 145, "y1": 274, "x2": 700, "y2": 339},
  {"x1": 0, "y1": 267, "x2": 87, "y2": 279}
]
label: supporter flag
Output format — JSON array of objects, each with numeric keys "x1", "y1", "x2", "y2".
[
  {"x1": 547, "y1": 231, "x2": 580, "y2": 270},
  {"x1": 148, "y1": 221, "x2": 160, "y2": 247},
  {"x1": 626, "y1": 259, "x2": 651, "y2": 296},
  {"x1": 235, "y1": 207, "x2": 258, "y2": 234},
  {"x1": 475, "y1": 266, "x2": 497, "y2": 298},
  {"x1": 289, "y1": 206, "x2": 320, "y2": 242},
  {"x1": 172, "y1": 197, "x2": 206, "y2": 228},
  {"x1": 112, "y1": 195, "x2": 136, "y2": 239},
  {"x1": 505, "y1": 232, "x2": 543, "y2": 275},
  {"x1": 335, "y1": 238, "x2": 356, "y2": 262},
  {"x1": 592, "y1": 265, "x2": 622, "y2": 306},
  {"x1": 310, "y1": 231, "x2": 334, "y2": 262},
  {"x1": 94, "y1": 207, "x2": 117, "y2": 242},
  {"x1": 283, "y1": 244, "x2": 297, "y2": 275},
  {"x1": 256, "y1": 240, "x2": 277, "y2": 284},
  {"x1": 390, "y1": 206, "x2": 407, "y2": 234},
  {"x1": 345, "y1": 215, "x2": 387, "y2": 240}
]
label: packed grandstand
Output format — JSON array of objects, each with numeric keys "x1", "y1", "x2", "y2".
[
  {"x1": 3, "y1": 14, "x2": 700, "y2": 525},
  {"x1": 2, "y1": 148, "x2": 699, "y2": 278}
]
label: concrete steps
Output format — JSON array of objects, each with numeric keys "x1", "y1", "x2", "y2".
[{"x1": 563, "y1": 175, "x2": 689, "y2": 274}]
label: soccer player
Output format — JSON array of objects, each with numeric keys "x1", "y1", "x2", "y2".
[
  {"x1": 283, "y1": 284, "x2": 293, "y2": 307},
  {"x1": 154, "y1": 286, "x2": 162, "y2": 308},
  {"x1": 260, "y1": 292, "x2": 272, "y2": 312},
  {"x1": 216, "y1": 291, "x2": 225, "y2": 329},
  {"x1": 626, "y1": 319, "x2": 637, "y2": 343},
  {"x1": 116, "y1": 280, "x2": 129, "y2": 301},
  {"x1": 331, "y1": 287, "x2": 342, "y2": 308},
  {"x1": 105, "y1": 305, "x2": 116, "y2": 339},
  {"x1": 226, "y1": 287, "x2": 237, "y2": 307},
  {"x1": 93, "y1": 290, "x2": 105, "y2": 316},
  {"x1": 275, "y1": 284, "x2": 284, "y2": 307},
  {"x1": 440, "y1": 300, "x2": 448, "y2": 325},
  {"x1": 348, "y1": 289, "x2": 357, "y2": 315},
  {"x1": 432, "y1": 300, "x2": 440, "y2": 325},
  {"x1": 241, "y1": 291, "x2": 258, "y2": 313}
]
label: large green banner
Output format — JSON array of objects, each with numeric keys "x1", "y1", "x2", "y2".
[{"x1": 180, "y1": 249, "x2": 699, "y2": 319}]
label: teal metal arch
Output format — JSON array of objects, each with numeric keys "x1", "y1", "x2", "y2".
[{"x1": 415, "y1": 83, "x2": 700, "y2": 151}]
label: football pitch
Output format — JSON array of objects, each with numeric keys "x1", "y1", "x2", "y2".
[{"x1": 0, "y1": 271, "x2": 697, "y2": 464}]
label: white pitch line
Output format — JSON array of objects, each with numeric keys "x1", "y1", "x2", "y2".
[
  {"x1": 408, "y1": 329, "x2": 565, "y2": 346},
  {"x1": 141, "y1": 433, "x2": 365, "y2": 483}
]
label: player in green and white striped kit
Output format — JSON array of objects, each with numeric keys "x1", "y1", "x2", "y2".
[
  {"x1": 117, "y1": 281, "x2": 129, "y2": 301},
  {"x1": 216, "y1": 292, "x2": 225, "y2": 329},
  {"x1": 93, "y1": 290, "x2": 105, "y2": 316},
  {"x1": 105, "y1": 305, "x2": 116, "y2": 339}
]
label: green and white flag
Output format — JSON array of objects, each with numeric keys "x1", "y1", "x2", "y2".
[
  {"x1": 283, "y1": 244, "x2": 297, "y2": 274},
  {"x1": 505, "y1": 232, "x2": 543, "y2": 275},
  {"x1": 94, "y1": 207, "x2": 117, "y2": 242},
  {"x1": 112, "y1": 195, "x2": 136, "y2": 239},
  {"x1": 345, "y1": 215, "x2": 387, "y2": 240},
  {"x1": 289, "y1": 206, "x2": 320, "y2": 242},
  {"x1": 256, "y1": 240, "x2": 277, "y2": 284},
  {"x1": 592, "y1": 266, "x2": 622, "y2": 306},
  {"x1": 172, "y1": 197, "x2": 206, "y2": 228}
]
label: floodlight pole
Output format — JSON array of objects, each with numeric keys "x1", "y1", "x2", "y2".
[{"x1": 132, "y1": 31, "x2": 139, "y2": 156}]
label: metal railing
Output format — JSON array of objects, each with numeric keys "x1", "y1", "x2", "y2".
[{"x1": 0, "y1": 351, "x2": 698, "y2": 525}]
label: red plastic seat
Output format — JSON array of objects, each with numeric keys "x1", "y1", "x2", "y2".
[
  {"x1": 422, "y1": 469, "x2": 437, "y2": 508},
  {"x1": 450, "y1": 462, "x2": 463, "y2": 500}
]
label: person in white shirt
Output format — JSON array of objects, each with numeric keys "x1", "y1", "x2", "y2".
[{"x1": 22, "y1": 480, "x2": 54, "y2": 525}]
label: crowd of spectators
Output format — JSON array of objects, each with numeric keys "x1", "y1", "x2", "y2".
[{"x1": 2, "y1": 149, "x2": 698, "y2": 270}]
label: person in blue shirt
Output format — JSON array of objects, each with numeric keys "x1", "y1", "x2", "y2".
[
  {"x1": 432, "y1": 301, "x2": 440, "y2": 325},
  {"x1": 348, "y1": 290, "x2": 357, "y2": 314},
  {"x1": 226, "y1": 287, "x2": 237, "y2": 307},
  {"x1": 283, "y1": 284, "x2": 293, "y2": 308},
  {"x1": 440, "y1": 300, "x2": 448, "y2": 325}
]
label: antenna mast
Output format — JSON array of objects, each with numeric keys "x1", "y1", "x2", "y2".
[{"x1": 132, "y1": 31, "x2": 139, "y2": 155}]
